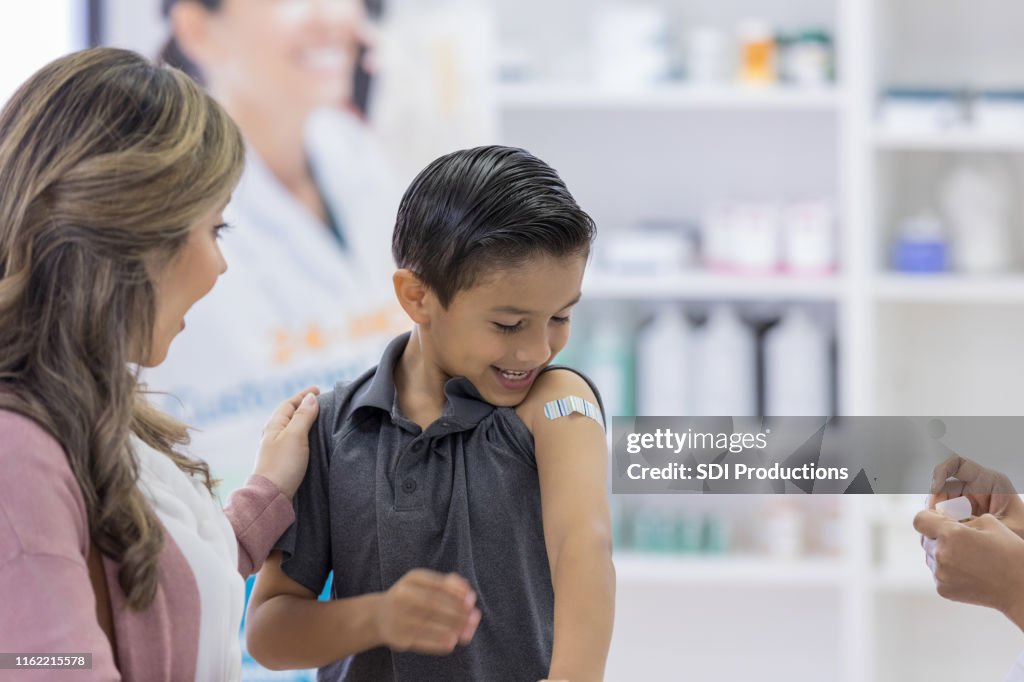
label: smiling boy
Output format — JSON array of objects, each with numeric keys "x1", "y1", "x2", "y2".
[{"x1": 245, "y1": 146, "x2": 615, "y2": 681}]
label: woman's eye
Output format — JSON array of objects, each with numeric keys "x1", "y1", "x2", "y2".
[
  {"x1": 212, "y1": 222, "x2": 232, "y2": 239},
  {"x1": 552, "y1": 316, "x2": 571, "y2": 325},
  {"x1": 494, "y1": 321, "x2": 523, "y2": 334}
]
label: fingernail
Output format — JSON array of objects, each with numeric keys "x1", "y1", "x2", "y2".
[
  {"x1": 465, "y1": 590, "x2": 476, "y2": 607},
  {"x1": 302, "y1": 393, "x2": 317, "y2": 407}
]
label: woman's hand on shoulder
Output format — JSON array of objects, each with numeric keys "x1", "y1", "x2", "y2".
[{"x1": 253, "y1": 386, "x2": 321, "y2": 499}]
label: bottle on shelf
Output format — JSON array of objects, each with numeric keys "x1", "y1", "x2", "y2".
[
  {"x1": 582, "y1": 316, "x2": 634, "y2": 418},
  {"x1": 891, "y1": 211, "x2": 949, "y2": 274},
  {"x1": 763, "y1": 307, "x2": 831, "y2": 416},
  {"x1": 636, "y1": 305, "x2": 692, "y2": 417},
  {"x1": 591, "y1": 4, "x2": 671, "y2": 90},
  {"x1": 782, "y1": 200, "x2": 836, "y2": 274},
  {"x1": 731, "y1": 203, "x2": 783, "y2": 273},
  {"x1": 692, "y1": 306, "x2": 757, "y2": 416},
  {"x1": 761, "y1": 499, "x2": 804, "y2": 559},
  {"x1": 940, "y1": 162, "x2": 1013, "y2": 273},
  {"x1": 737, "y1": 19, "x2": 777, "y2": 85},
  {"x1": 686, "y1": 26, "x2": 730, "y2": 85}
]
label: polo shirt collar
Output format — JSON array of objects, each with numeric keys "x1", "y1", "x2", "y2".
[{"x1": 352, "y1": 332, "x2": 495, "y2": 428}]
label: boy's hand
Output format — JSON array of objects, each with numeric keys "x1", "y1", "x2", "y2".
[
  {"x1": 253, "y1": 386, "x2": 320, "y2": 500},
  {"x1": 930, "y1": 455, "x2": 1024, "y2": 538},
  {"x1": 375, "y1": 569, "x2": 481, "y2": 654}
]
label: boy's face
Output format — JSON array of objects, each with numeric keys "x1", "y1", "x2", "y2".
[{"x1": 425, "y1": 254, "x2": 586, "y2": 407}]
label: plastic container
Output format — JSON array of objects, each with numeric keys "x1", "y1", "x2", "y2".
[
  {"x1": 779, "y1": 29, "x2": 833, "y2": 86},
  {"x1": 891, "y1": 213, "x2": 949, "y2": 273},
  {"x1": 636, "y1": 306, "x2": 692, "y2": 417},
  {"x1": 973, "y1": 91, "x2": 1024, "y2": 133},
  {"x1": 737, "y1": 20, "x2": 776, "y2": 85},
  {"x1": 940, "y1": 162, "x2": 1013, "y2": 273},
  {"x1": 782, "y1": 200, "x2": 836, "y2": 274},
  {"x1": 592, "y1": 4, "x2": 671, "y2": 90},
  {"x1": 692, "y1": 306, "x2": 757, "y2": 416},
  {"x1": 731, "y1": 203, "x2": 783, "y2": 274},
  {"x1": 763, "y1": 308, "x2": 831, "y2": 416},
  {"x1": 582, "y1": 317, "x2": 634, "y2": 418},
  {"x1": 878, "y1": 89, "x2": 965, "y2": 133},
  {"x1": 761, "y1": 500, "x2": 804, "y2": 558},
  {"x1": 686, "y1": 26, "x2": 729, "y2": 84}
]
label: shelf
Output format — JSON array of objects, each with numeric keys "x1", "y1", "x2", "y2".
[
  {"x1": 873, "y1": 567, "x2": 937, "y2": 593},
  {"x1": 614, "y1": 553, "x2": 846, "y2": 586},
  {"x1": 583, "y1": 271, "x2": 843, "y2": 301},
  {"x1": 873, "y1": 129, "x2": 1024, "y2": 152},
  {"x1": 498, "y1": 83, "x2": 842, "y2": 112},
  {"x1": 873, "y1": 273, "x2": 1024, "y2": 304}
]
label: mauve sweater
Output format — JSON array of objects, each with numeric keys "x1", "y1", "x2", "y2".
[{"x1": 0, "y1": 409, "x2": 296, "y2": 680}]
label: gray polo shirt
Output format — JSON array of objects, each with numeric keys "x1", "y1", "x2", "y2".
[{"x1": 275, "y1": 332, "x2": 603, "y2": 681}]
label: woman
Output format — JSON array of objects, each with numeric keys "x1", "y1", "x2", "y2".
[
  {"x1": 0, "y1": 47, "x2": 318, "y2": 680},
  {"x1": 149, "y1": 0, "x2": 404, "y2": 488}
]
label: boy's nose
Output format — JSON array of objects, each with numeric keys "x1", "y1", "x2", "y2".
[{"x1": 514, "y1": 336, "x2": 551, "y2": 367}]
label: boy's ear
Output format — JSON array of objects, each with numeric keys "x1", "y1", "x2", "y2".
[{"x1": 392, "y1": 269, "x2": 432, "y2": 325}]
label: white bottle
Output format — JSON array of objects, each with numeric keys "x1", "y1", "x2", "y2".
[
  {"x1": 764, "y1": 308, "x2": 831, "y2": 416},
  {"x1": 687, "y1": 27, "x2": 729, "y2": 85},
  {"x1": 731, "y1": 203, "x2": 782, "y2": 273},
  {"x1": 783, "y1": 200, "x2": 836, "y2": 274},
  {"x1": 583, "y1": 318, "x2": 633, "y2": 418},
  {"x1": 761, "y1": 500, "x2": 804, "y2": 559},
  {"x1": 692, "y1": 306, "x2": 757, "y2": 415},
  {"x1": 941, "y1": 162, "x2": 1013, "y2": 273},
  {"x1": 636, "y1": 306, "x2": 691, "y2": 416}
]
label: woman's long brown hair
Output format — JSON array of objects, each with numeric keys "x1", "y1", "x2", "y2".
[{"x1": 0, "y1": 47, "x2": 245, "y2": 610}]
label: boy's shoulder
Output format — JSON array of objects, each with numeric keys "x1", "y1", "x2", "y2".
[
  {"x1": 314, "y1": 332, "x2": 411, "y2": 440},
  {"x1": 314, "y1": 363, "x2": 389, "y2": 439},
  {"x1": 515, "y1": 366, "x2": 605, "y2": 434}
]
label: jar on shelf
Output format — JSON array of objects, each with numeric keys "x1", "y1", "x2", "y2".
[{"x1": 737, "y1": 20, "x2": 776, "y2": 85}]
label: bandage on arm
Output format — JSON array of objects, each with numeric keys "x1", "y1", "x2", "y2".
[{"x1": 542, "y1": 396, "x2": 603, "y2": 427}]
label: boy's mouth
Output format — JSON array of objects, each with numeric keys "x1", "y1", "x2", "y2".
[{"x1": 492, "y1": 366, "x2": 538, "y2": 390}]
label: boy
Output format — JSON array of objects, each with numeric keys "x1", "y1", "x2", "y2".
[{"x1": 246, "y1": 146, "x2": 615, "y2": 681}]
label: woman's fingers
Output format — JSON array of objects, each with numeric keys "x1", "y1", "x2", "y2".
[{"x1": 262, "y1": 385, "x2": 320, "y2": 438}]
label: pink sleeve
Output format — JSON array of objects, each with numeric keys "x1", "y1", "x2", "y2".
[
  {"x1": 223, "y1": 474, "x2": 296, "y2": 576},
  {"x1": 0, "y1": 554, "x2": 120, "y2": 680},
  {"x1": 0, "y1": 411, "x2": 120, "y2": 680}
]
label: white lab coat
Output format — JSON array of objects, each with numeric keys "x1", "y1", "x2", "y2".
[{"x1": 144, "y1": 109, "x2": 407, "y2": 491}]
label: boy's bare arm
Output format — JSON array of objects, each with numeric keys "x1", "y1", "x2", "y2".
[
  {"x1": 246, "y1": 551, "x2": 481, "y2": 671},
  {"x1": 520, "y1": 370, "x2": 616, "y2": 682}
]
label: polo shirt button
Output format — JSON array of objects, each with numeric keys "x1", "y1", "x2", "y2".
[
  {"x1": 402, "y1": 478, "x2": 417, "y2": 494},
  {"x1": 411, "y1": 441, "x2": 424, "y2": 453}
]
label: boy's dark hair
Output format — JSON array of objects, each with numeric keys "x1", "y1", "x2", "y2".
[{"x1": 392, "y1": 145, "x2": 596, "y2": 307}]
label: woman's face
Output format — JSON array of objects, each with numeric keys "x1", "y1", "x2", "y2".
[
  {"x1": 200, "y1": 0, "x2": 366, "y2": 115},
  {"x1": 144, "y1": 197, "x2": 231, "y2": 367}
]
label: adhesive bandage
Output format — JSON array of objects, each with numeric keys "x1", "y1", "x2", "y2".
[{"x1": 543, "y1": 395, "x2": 602, "y2": 426}]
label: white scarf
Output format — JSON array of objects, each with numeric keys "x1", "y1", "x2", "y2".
[{"x1": 133, "y1": 438, "x2": 244, "y2": 682}]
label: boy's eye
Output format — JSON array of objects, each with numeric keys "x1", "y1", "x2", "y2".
[{"x1": 494, "y1": 321, "x2": 524, "y2": 334}]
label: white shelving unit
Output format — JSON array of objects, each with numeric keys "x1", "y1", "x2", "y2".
[
  {"x1": 873, "y1": 129, "x2": 1024, "y2": 152},
  {"x1": 498, "y1": 83, "x2": 841, "y2": 111},
  {"x1": 494, "y1": 0, "x2": 1024, "y2": 680},
  {"x1": 582, "y1": 271, "x2": 844, "y2": 302},
  {"x1": 614, "y1": 552, "x2": 847, "y2": 586},
  {"x1": 873, "y1": 273, "x2": 1024, "y2": 304}
]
